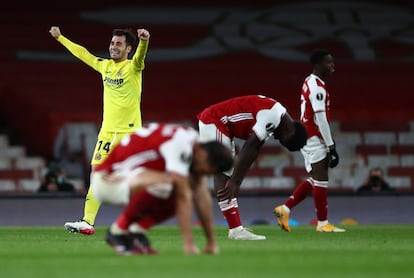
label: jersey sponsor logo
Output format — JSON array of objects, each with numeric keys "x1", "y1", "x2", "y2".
[
  {"x1": 103, "y1": 76, "x2": 124, "y2": 88},
  {"x1": 316, "y1": 93, "x2": 324, "y2": 101}
]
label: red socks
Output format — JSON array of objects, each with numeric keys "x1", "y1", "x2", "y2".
[
  {"x1": 284, "y1": 178, "x2": 329, "y2": 222},
  {"x1": 285, "y1": 179, "x2": 313, "y2": 209},
  {"x1": 218, "y1": 198, "x2": 242, "y2": 229},
  {"x1": 313, "y1": 184, "x2": 328, "y2": 221}
]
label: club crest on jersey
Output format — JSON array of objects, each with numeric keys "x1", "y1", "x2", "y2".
[
  {"x1": 316, "y1": 93, "x2": 324, "y2": 101},
  {"x1": 265, "y1": 123, "x2": 276, "y2": 132},
  {"x1": 180, "y1": 152, "x2": 192, "y2": 163},
  {"x1": 117, "y1": 71, "x2": 123, "y2": 77},
  {"x1": 95, "y1": 153, "x2": 102, "y2": 161}
]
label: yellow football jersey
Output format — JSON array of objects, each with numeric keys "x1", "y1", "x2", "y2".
[{"x1": 58, "y1": 35, "x2": 149, "y2": 133}]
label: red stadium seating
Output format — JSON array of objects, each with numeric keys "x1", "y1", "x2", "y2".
[{"x1": 1, "y1": 0, "x2": 414, "y2": 192}]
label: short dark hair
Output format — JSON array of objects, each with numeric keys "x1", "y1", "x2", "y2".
[
  {"x1": 280, "y1": 121, "x2": 308, "y2": 152},
  {"x1": 112, "y1": 29, "x2": 137, "y2": 47},
  {"x1": 310, "y1": 49, "x2": 331, "y2": 66},
  {"x1": 200, "y1": 141, "x2": 233, "y2": 173}
]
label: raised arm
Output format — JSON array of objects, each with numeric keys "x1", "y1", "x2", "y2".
[
  {"x1": 132, "y1": 28, "x2": 150, "y2": 70},
  {"x1": 49, "y1": 26, "x2": 100, "y2": 70},
  {"x1": 49, "y1": 26, "x2": 62, "y2": 39},
  {"x1": 137, "y1": 28, "x2": 150, "y2": 40}
]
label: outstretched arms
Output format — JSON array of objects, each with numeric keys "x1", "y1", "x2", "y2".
[{"x1": 48, "y1": 26, "x2": 99, "y2": 69}]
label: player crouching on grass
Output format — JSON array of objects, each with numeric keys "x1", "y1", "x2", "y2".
[{"x1": 91, "y1": 123, "x2": 233, "y2": 255}]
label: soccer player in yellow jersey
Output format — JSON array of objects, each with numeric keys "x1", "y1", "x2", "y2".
[{"x1": 49, "y1": 26, "x2": 150, "y2": 235}]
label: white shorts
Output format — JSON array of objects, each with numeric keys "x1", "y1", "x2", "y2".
[
  {"x1": 198, "y1": 121, "x2": 235, "y2": 176},
  {"x1": 92, "y1": 172, "x2": 130, "y2": 205},
  {"x1": 301, "y1": 136, "x2": 329, "y2": 173},
  {"x1": 92, "y1": 168, "x2": 174, "y2": 206}
]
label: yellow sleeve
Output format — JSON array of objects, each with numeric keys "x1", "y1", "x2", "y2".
[
  {"x1": 57, "y1": 35, "x2": 102, "y2": 72},
  {"x1": 132, "y1": 39, "x2": 149, "y2": 71}
]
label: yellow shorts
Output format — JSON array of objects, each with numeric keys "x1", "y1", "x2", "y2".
[{"x1": 90, "y1": 130, "x2": 131, "y2": 165}]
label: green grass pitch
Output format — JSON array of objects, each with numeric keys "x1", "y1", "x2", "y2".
[{"x1": 0, "y1": 225, "x2": 413, "y2": 278}]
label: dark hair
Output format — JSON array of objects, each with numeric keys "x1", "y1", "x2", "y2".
[
  {"x1": 280, "y1": 121, "x2": 308, "y2": 152},
  {"x1": 310, "y1": 49, "x2": 331, "y2": 66},
  {"x1": 200, "y1": 141, "x2": 233, "y2": 173},
  {"x1": 112, "y1": 29, "x2": 137, "y2": 47},
  {"x1": 370, "y1": 167, "x2": 384, "y2": 175}
]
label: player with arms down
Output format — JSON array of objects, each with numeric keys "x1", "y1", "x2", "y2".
[
  {"x1": 274, "y1": 49, "x2": 345, "y2": 233},
  {"x1": 198, "y1": 95, "x2": 308, "y2": 240}
]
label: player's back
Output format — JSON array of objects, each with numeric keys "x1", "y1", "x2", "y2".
[
  {"x1": 199, "y1": 95, "x2": 276, "y2": 119},
  {"x1": 198, "y1": 95, "x2": 277, "y2": 139},
  {"x1": 96, "y1": 123, "x2": 197, "y2": 174}
]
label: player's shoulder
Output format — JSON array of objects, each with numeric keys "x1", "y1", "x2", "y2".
[
  {"x1": 175, "y1": 125, "x2": 198, "y2": 138},
  {"x1": 306, "y1": 75, "x2": 326, "y2": 92},
  {"x1": 157, "y1": 123, "x2": 198, "y2": 138},
  {"x1": 168, "y1": 127, "x2": 198, "y2": 148},
  {"x1": 95, "y1": 57, "x2": 111, "y2": 69},
  {"x1": 245, "y1": 94, "x2": 276, "y2": 107}
]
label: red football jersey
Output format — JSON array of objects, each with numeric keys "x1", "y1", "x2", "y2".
[
  {"x1": 95, "y1": 123, "x2": 198, "y2": 176},
  {"x1": 300, "y1": 74, "x2": 331, "y2": 139},
  {"x1": 197, "y1": 95, "x2": 286, "y2": 141}
]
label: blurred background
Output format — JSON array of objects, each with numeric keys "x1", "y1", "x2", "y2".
[{"x1": 0, "y1": 0, "x2": 413, "y2": 225}]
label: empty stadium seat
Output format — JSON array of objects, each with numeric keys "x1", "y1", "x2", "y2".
[
  {"x1": 400, "y1": 155, "x2": 414, "y2": 167},
  {"x1": 0, "y1": 134, "x2": 9, "y2": 148},
  {"x1": 367, "y1": 155, "x2": 400, "y2": 169},
  {"x1": 398, "y1": 132, "x2": 414, "y2": 145},
  {"x1": 363, "y1": 132, "x2": 397, "y2": 145},
  {"x1": 0, "y1": 158, "x2": 12, "y2": 170},
  {"x1": 387, "y1": 176, "x2": 411, "y2": 189},
  {"x1": 263, "y1": 177, "x2": 295, "y2": 189},
  {"x1": 0, "y1": 146, "x2": 26, "y2": 159},
  {"x1": 0, "y1": 179, "x2": 17, "y2": 192},
  {"x1": 241, "y1": 177, "x2": 262, "y2": 190},
  {"x1": 53, "y1": 122, "x2": 98, "y2": 159},
  {"x1": 18, "y1": 179, "x2": 41, "y2": 192},
  {"x1": 15, "y1": 157, "x2": 46, "y2": 180}
]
